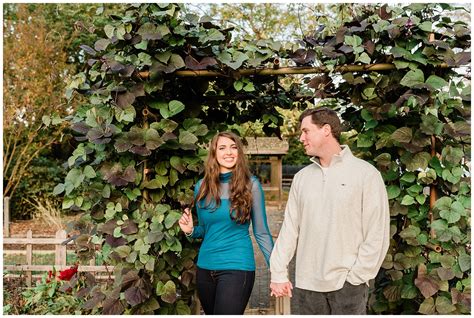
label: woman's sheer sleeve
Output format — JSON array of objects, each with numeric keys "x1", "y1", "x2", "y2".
[
  {"x1": 190, "y1": 180, "x2": 205, "y2": 239},
  {"x1": 250, "y1": 177, "x2": 274, "y2": 266}
]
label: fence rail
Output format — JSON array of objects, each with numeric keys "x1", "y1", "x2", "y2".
[
  {"x1": 4, "y1": 229, "x2": 288, "y2": 314},
  {"x1": 3, "y1": 229, "x2": 113, "y2": 286}
]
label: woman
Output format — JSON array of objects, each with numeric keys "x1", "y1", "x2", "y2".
[{"x1": 179, "y1": 131, "x2": 274, "y2": 315}]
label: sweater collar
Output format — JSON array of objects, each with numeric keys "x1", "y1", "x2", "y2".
[
  {"x1": 219, "y1": 171, "x2": 232, "y2": 183},
  {"x1": 310, "y1": 145, "x2": 352, "y2": 167}
]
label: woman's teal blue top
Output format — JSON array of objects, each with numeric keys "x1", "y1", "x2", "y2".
[{"x1": 191, "y1": 172, "x2": 274, "y2": 271}]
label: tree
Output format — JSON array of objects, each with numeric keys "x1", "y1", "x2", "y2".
[
  {"x1": 3, "y1": 4, "x2": 71, "y2": 218},
  {"x1": 3, "y1": 3, "x2": 126, "y2": 219}
]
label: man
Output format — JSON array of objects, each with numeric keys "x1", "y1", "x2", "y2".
[{"x1": 269, "y1": 107, "x2": 390, "y2": 314}]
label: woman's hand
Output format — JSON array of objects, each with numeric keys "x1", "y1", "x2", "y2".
[{"x1": 178, "y1": 208, "x2": 194, "y2": 235}]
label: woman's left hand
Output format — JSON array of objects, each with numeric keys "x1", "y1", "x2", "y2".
[{"x1": 178, "y1": 208, "x2": 194, "y2": 235}]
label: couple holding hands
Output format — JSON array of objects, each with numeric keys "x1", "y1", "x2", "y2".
[{"x1": 179, "y1": 108, "x2": 390, "y2": 315}]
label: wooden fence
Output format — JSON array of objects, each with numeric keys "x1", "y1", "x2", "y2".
[{"x1": 3, "y1": 229, "x2": 114, "y2": 287}]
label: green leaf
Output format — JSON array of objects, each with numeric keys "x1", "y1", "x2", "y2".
[
  {"x1": 400, "y1": 172, "x2": 416, "y2": 183},
  {"x1": 420, "y1": 114, "x2": 444, "y2": 135},
  {"x1": 406, "y1": 152, "x2": 431, "y2": 172},
  {"x1": 144, "y1": 175, "x2": 169, "y2": 189},
  {"x1": 387, "y1": 185, "x2": 401, "y2": 199},
  {"x1": 442, "y1": 146, "x2": 463, "y2": 166},
  {"x1": 418, "y1": 297, "x2": 435, "y2": 314},
  {"x1": 104, "y1": 24, "x2": 115, "y2": 39},
  {"x1": 406, "y1": 184, "x2": 422, "y2": 196},
  {"x1": 425, "y1": 75, "x2": 448, "y2": 90},
  {"x1": 415, "y1": 194, "x2": 426, "y2": 205},
  {"x1": 400, "y1": 69, "x2": 425, "y2": 87},
  {"x1": 434, "y1": 197, "x2": 453, "y2": 211},
  {"x1": 399, "y1": 225, "x2": 420, "y2": 239},
  {"x1": 179, "y1": 130, "x2": 198, "y2": 145},
  {"x1": 169, "y1": 169, "x2": 179, "y2": 186},
  {"x1": 66, "y1": 168, "x2": 85, "y2": 188},
  {"x1": 218, "y1": 50, "x2": 249, "y2": 70},
  {"x1": 401, "y1": 284, "x2": 418, "y2": 299},
  {"x1": 391, "y1": 127, "x2": 412, "y2": 143},
  {"x1": 42, "y1": 115, "x2": 51, "y2": 126},
  {"x1": 200, "y1": 29, "x2": 225, "y2": 43},
  {"x1": 156, "y1": 280, "x2": 177, "y2": 303},
  {"x1": 169, "y1": 54, "x2": 185, "y2": 70},
  {"x1": 176, "y1": 300, "x2": 191, "y2": 315},
  {"x1": 419, "y1": 21, "x2": 433, "y2": 32},
  {"x1": 357, "y1": 133, "x2": 373, "y2": 147},
  {"x1": 233, "y1": 80, "x2": 243, "y2": 91},
  {"x1": 170, "y1": 156, "x2": 186, "y2": 174},
  {"x1": 439, "y1": 209, "x2": 461, "y2": 223},
  {"x1": 168, "y1": 100, "x2": 185, "y2": 117},
  {"x1": 430, "y1": 219, "x2": 448, "y2": 232},
  {"x1": 458, "y1": 254, "x2": 471, "y2": 272},
  {"x1": 115, "y1": 105, "x2": 136, "y2": 122},
  {"x1": 151, "y1": 119, "x2": 178, "y2": 133},
  {"x1": 401, "y1": 195, "x2": 416, "y2": 206},
  {"x1": 145, "y1": 129, "x2": 163, "y2": 150},
  {"x1": 164, "y1": 211, "x2": 181, "y2": 229},
  {"x1": 243, "y1": 81, "x2": 255, "y2": 92},
  {"x1": 357, "y1": 52, "x2": 371, "y2": 64},
  {"x1": 115, "y1": 245, "x2": 132, "y2": 258},
  {"x1": 435, "y1": 296, "x2": 456, "y2": 314},
  {"x1": 62, "y1": 197, "x2": 74, "y2": 209},
  {"x1": 94, "y1": 38, "x2": 110, "y2": 51},
  {"x1": 53, "y1": 183, "x2": 65, "y2": 195},
  {"x1": 83, "y1": 165, "x2": 97, "y2": 179},
  {"x1": 137, "y1": 22, "x2": 169, "y2": 40},
  {"x1": 451, "y1": 201, "x2": 466, "y2": 216},
  {"x1": 155, "y1": 51, "x2": 172, "y2": 64}
]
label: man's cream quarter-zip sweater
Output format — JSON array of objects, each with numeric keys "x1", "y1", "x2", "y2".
[{"x1": 270, "y1": 145, "x2": 390, "y2": 292}]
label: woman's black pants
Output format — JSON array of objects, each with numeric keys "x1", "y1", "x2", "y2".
[{"x1": 196, "y1": 267, "x2": 255, "y2": 315}]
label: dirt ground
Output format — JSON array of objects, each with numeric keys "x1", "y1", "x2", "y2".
[{"x1": 6, "y1": 215, "x2": 79, "y2": 237}]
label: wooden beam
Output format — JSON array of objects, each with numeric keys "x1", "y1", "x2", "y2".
[
  {"x1": 138, "y1": 63, "x2": 449, "y2": 78},
  {"x1": 4, "y1": 264, "x2": 114, "y2": 272}
]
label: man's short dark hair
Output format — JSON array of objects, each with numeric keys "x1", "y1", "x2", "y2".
[{"x1": 298, "y1": 107, "x2": 342, "y2": 140}]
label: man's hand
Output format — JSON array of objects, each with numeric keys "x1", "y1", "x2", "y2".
[{"x1": 270, "y1": 281, "x2": 293, "y2": 298}]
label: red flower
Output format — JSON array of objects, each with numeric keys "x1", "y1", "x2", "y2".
[
  {"x1": 46, "y1": 270, "x2": 53, "y2": 283},
  {"x1": 58, "y1": 265, "x2": 78, "y2": 281}
]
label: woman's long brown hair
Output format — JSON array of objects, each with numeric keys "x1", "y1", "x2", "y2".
[{"x1": 194, "y1": 131, "x2": 252, "y2": 223}]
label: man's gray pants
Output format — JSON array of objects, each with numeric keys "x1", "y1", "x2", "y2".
[{"x1": 292, "y1": 281, "x2": 368, "y2": 315}]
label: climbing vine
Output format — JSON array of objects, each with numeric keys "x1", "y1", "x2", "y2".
[
  {"x1": 307, "y1": 4, "x2": 471, "y2": 314},
  {"x1": 56, "y1": 3, "x2": 469, "y2": 314}
]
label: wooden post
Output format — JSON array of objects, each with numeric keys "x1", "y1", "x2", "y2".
[
  {"x1": 90, "y1": 255, "x2": 96, "y2": 278},
  {"x1": 275, "y1": 296, "x2": 291, "y2": 315},
  {"x1": 55, "y1": 230, "x2": 67, "y2": 266},
  {"x1": 429, "y1": 135, "x2": 437, "y2": 239},
  {"x1": 269, "y1": 156, "x2": 284, "y2": 209},
  {"x1": 26, "y1": 229, "x2": 33, "y2": 287},
  {"x1": 277, "y1": 156, "x2": 283, "y2": 210},
  {"x1": 4, "y1": 196, "x2": 10, "y2": 237}
]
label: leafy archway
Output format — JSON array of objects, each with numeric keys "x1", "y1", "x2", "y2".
[{"x1": 57, "y1": 3, "x2": 470, "y2": 314}]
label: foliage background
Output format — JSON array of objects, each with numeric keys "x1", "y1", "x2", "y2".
[{"x1": 3, "y1": 2, "x2": 470, "y2": 315}]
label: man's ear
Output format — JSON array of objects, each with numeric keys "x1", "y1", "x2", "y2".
[{"x1": 323, "y1": 123, "x2": 332, "y2": 137}]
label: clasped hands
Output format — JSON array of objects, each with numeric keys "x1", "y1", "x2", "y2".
[
  {"x1": 180, "y1": 208, "x2": 293, "y2": 298},
  {"x1": 270, "y1": 281, "x2": 293, "y2": 298}
]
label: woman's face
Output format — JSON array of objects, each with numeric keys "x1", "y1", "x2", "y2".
[{"x1": 215, "y1": 136, "x2": 238, "y2": 173}]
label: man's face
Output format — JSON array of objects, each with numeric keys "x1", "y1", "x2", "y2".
[{"x1": 299, "y1": 116, "x2": 327, "y2": 157}]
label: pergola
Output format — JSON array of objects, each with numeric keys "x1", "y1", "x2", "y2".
[{"x1": 244, "y1": 137, "x2": 289, "y2": 209}]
